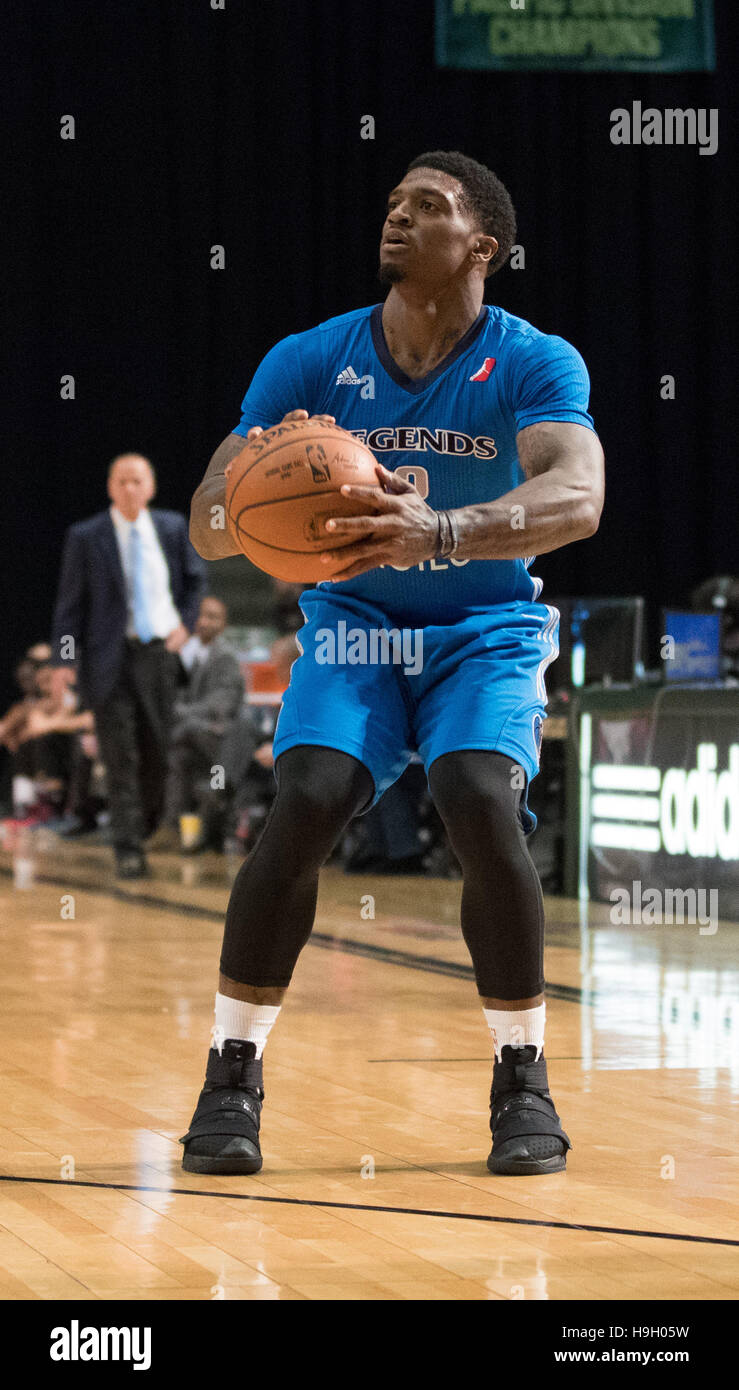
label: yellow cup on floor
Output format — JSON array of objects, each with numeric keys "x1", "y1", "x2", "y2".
[{"x1": 179, "y1": 814, "x2": 203, "y2": 849}]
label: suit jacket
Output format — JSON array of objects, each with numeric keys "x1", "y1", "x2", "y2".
[
  {"x1": 173, "y1": 635, "x2": 245, "y2": 735},
  {"x1": 51, "y1": 508, "x2": 207, "y2": 709}
]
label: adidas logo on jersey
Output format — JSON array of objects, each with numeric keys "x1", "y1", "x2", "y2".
[{"x1": 336, "y1": 365, "x2": 361, "y2": 385}]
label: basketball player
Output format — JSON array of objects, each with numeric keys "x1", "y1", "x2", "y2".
[{"x1": 182, "y1": 151, "x2": 604, "y2": 1176}]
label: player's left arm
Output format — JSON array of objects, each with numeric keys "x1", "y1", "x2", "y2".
[
  {"x1": 322, "y1": 421, "x2": 603, "y2": 579},
  {"x1": 449, "y1": 419, "x2": 605, "y2": 560}
]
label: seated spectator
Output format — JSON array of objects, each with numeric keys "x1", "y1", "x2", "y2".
[
  {"x1": 1, "y1": 654, "x2": 93, "y2": 825},
  {"x1": 224, "y1": 634, "x2": 299, "y2": 853},
  {"x1": 340, "y1": 762, "x2": 430, "y2": 875},
  {"x1": 0, "y1": 658, "x2": 40, "y2": 817},
  {"x1": 340, "y1": 762, "x2": 459, "y2": 876},
  {"x1": 270, "y1": 579, "x2": 309, "y2": 636},
  {"x1": 155, "y1": 597, "x2": 245, "y2": 849},
  {"x1": 1, "y1": 659, "x2": 37, "y2": 746}
]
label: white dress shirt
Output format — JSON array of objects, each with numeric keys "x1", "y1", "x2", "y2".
[
  {"x1": 179, "y1": 634, "x2": 209, "y2": 672},
  {"x1": 110, "y1": 506, "x2": 181, "y2": 640}
]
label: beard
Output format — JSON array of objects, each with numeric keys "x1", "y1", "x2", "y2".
[{"x1": 378, "y1": 261, "x2": 407, "y2": 286}]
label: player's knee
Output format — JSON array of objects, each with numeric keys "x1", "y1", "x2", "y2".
[
  {"x1": 430, "y1": 752, "x2": 522, "y2": 856},
  {"x1": 276, "y1": 780, "x2": 353, "y2": 842},
  {"x1": 275, "y1": 747, "x2": 372, "y2": 846}
]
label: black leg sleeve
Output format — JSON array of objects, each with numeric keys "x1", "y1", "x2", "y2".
[
  {"x1": 219, "y1": 745, "x2": 373, "y2": 987},
  {"x1": 429, "y1": 750, "x2": 546, "y2": 1000}
]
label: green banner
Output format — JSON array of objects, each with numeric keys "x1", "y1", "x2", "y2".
[{"x1": 435, "y1": 0, "x2": 716, "y2": 72}]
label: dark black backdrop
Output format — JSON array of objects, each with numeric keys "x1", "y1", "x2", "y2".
[{"x1": 3, "y1": 0, "x2": 737, "y2": 705}]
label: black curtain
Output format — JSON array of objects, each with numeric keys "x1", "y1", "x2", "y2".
[{"x1": 3, "y1": 0, "x2": 736, "y2": 703}]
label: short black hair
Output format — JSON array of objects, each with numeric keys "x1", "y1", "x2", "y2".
[{"x1": 405, "y1": 150, "x2": 517, "y2": 277}]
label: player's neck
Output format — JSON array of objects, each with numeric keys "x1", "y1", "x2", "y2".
[{"x1": 381, "y1": 284, "x2": 484, "y2": 379}]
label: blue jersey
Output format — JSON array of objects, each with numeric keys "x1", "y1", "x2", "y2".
[{"x1": 233, "y1": 303, "x2": 596, "y2": 625}]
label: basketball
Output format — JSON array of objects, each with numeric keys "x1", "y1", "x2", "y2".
[{"x1": 225, "y1": 420, "x2": 382, "y2": 581}]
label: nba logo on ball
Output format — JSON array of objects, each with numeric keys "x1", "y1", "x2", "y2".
[{"x1": 305, "y1": 441, "x2": 331, "y2": 483}]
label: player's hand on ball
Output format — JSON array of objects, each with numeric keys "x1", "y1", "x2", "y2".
[
  {"x1": 224, "y1": 410, "x2": 336, "y2": 479},
  {"x1": 322, "y1": 464, "x2": 439, "y2": 580}
]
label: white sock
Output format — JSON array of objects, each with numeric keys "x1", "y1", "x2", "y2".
[
  {"x1": 483, "y1": 1003, "x2": 546, "y2": 1061},
  {"x1": 213, "y1": 992, "x2": 281, "y2": 1059}
]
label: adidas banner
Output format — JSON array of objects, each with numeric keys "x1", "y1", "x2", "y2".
[{"x1": 435, "y1": 0, "x2": 716, "y2": 73}]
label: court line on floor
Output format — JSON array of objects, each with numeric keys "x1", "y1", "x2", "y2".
[
  {"x1": 0, "y1": 863, "x2": 590, "y2": 1004},
  {"x1": 0, "y1": 1174, "x2": 735, "y2": 1248}
]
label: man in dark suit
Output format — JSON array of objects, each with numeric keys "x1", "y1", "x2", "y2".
[
  {"x1": 50, "y1": 453, "x2": 207, "y2": 877},
  {"x1": 158, "y1": 596, "x2": 245, "y2": 848}
]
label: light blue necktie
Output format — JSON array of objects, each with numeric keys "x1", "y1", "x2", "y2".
[{"x1": 129, "y1": 521, "x2": 155, "y2": 642}]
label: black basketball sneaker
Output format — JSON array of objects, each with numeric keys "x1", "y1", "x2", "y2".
[
  {"x1": 487, "y1": 1045, "x2": 571, "y2": 1175},
  {"x1": 180, "y1": 1039, "x2": 264, "y2": 1175}
]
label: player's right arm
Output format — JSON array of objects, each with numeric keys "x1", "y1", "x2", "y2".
[
  {"x1": 189, "y1": 431, "x2": 254, "y2": 561},
  {"x1": 190, "y1": 410, "x2": 336, "y2": 560},
  {"x1": 190, "y1": 330, "x2": 332, "y2": 560}
]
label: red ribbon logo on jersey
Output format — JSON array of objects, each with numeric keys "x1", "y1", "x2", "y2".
[{"x1": 469, "y1": 356, "x2": 497, "y2": 382}]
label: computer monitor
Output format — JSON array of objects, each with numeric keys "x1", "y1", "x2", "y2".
[
  {"x1": 545, "y1": 596, "x2": 645, "y2": 692},
  {"x1": 661, "y1": 609, "x2": 722, "y2": 682}
]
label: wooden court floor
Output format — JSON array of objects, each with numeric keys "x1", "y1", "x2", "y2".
[{"x1": 1, "y1": 833, "x2": 738, "y2": 1302}]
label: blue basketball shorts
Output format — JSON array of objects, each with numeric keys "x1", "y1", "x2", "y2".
[{"x1": 272, "y1": 589, "x2": 560, "y2": 833}]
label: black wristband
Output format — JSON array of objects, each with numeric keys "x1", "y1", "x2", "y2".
[
  {"x1": 436, "y1": 510, "x2": 460, "y2": 559},
  {"x1": 446, "y1": 510, "x2": 460, "y2": 557},
  {"x1": 436, "y1": 510, "x2": 452, "y2": 558}
]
